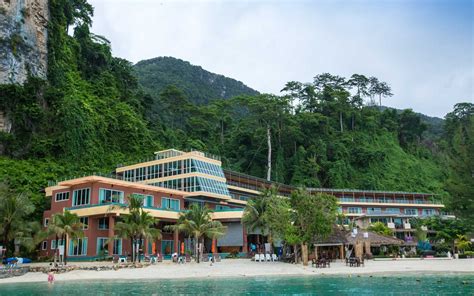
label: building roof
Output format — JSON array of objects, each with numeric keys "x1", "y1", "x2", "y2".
[
  {"x1": 346, "y1": 231, "x2": 404, "y2": 246},
  {"x1": 314, "y1": 228, "x2": 404, "y2": 246}
]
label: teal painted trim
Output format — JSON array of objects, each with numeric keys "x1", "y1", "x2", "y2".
[
  {"x1": 213, "y1": 208, "x2": 244, "y2": 212},
  {"x1": 66, "y1": 202, "x2": 127, "y2": 211}
]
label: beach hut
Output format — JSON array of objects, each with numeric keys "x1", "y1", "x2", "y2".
[
  {"x1": 313, "y1": 227, "x2": 349, "y2": 260},
  {"x1": 345, "y1": 231, "x2": 404, "y2": 258},
  {"x1": 314, "y1": 228, "x2": 404, "y2": 260}
]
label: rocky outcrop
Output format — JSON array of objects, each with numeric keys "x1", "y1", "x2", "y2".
[{"x1": 0, "y1": 0, "x2": 49, "y2": 84}]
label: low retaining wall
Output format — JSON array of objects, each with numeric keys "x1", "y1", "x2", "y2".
[{"x1": 0, "y1": 267, "x2": 30, "y2": 279}]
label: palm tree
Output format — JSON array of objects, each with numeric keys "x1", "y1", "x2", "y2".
[
  {"x1": 48, "y1": 210, "x2": 84, "y2": 265},
  {"x1": 0, "y1": 183, "x2": 35, "y2": 258},
  {"x1": 13, "y1": 221, "x2": 47, "y2": 256},
  {"x1": 242, "y1": 187, "x2": 276, "y2": 245},
  {"x1": 135, "y1": 210, "x2": 162, "y2": 262},
  {"x1": 168, "y1": 204, "x2": 226, "y2": 263},
  {"x1": 112, "y1": 194, "x2": 161, "y2": 263}
]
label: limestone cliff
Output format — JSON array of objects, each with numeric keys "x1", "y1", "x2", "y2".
[{"x1": 0, "y1": 0, "x2": 48, "y2": 84}]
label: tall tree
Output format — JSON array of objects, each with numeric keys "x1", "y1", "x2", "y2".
[
  {"x1": 48, "y1": 210, "x2": 84, "y2": 265},
  {"x1": 444, "y1": 103, "x2": 474, "y2": 221},
  {"x1": 290, "y1": 189, "x2": 338, "y2": 266},
  {"x1": 167, "y1": 204, "x2": 226, "y2": 263},
  {"x1": 0, "y1": 183, "x2": 35, "y2": 258}
]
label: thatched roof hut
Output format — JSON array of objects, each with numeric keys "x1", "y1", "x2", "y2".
[
  {"x1": 346, "y1": 231, "x2": 404, "y2": 247},
  {"x1": 314, "y1": 228, "x2": 403, "y2": 247},
  {"x1": 314, "y1": 227, "x2": 348, "y2": 246}
]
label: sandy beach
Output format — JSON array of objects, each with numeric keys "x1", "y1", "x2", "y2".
[{"x1": 1, "y1": 258, "x2": 473, "y2": 284}]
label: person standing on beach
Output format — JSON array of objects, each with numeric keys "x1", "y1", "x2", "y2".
[{"x1": 48, "y1": 271, "x2": 55, "y2": 284}]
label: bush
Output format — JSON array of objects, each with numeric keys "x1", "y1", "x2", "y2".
[{"x1": 463, "y1": 251, "x2": 474, "y2": 258}]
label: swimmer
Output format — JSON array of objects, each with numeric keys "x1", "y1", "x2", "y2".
[{"x1": 48, "y1": 271, "x2": 55, "y2": 284}]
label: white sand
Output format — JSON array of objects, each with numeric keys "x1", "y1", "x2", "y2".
[{"x1": 1, "y1": 259, "x2": 473, "y2": 284}]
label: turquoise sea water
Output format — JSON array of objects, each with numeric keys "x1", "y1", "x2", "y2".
[{"x1": 0, "y1": 274, "x2": 472, "y2": 295}]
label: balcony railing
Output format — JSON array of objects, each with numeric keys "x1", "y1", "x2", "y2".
[
  {"x1": 339, "y1": 198, "x2": 443, "y2": 205},
  {"x1": 66, "y1": 202, "x2": 243, "y2": 213}
]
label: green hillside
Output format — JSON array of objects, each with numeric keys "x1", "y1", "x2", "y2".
[{"x1": 134, "y1": 57, "x2": 259, "y2": 105}]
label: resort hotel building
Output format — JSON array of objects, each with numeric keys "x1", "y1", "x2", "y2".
[{"x1": 40, "y1": 149, "x2": 446, "y2": 260}]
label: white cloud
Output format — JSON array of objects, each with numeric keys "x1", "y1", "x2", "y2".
[{"x1": 89, "y1": 0, "x2": 473, "y2": 117}]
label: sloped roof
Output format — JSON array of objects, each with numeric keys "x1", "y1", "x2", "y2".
[
  {"x1": 314, "y1": 228, "x2": 404, "y2": 246},
  {"x1": 314, "y1": 227, "x2": 349, "y2": 246},
  {"x1": 346, "y1": 231, "x2": 404, "y2": 246}
]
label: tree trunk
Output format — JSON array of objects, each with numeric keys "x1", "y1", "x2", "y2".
[
  {"x1": 220, "y1": 120, "x2": 224, "y2": 144},
  {"x1": 379, "y1": 95, "x2": 382, "y2": 107},
  {"x1": 301, "y1": 243, "x2": 309, "y2": 266},
  {"x1": 267, "y1": 125, "x2": 272, "y2": 181},
  {"x1": 339, "y1": 112, "x2": 343, "y2": 133},
  {"x1": 63, "y1": 235, "x2": 68, "y2": 265},
  {"x1": 294, "y1": 244, "x2": 299, "y2": 264},
  {"x1": 131, "y1": 236, "x2": 135, "y2": 263},
  {"x1": 195, "y1": 235, "x2": 200, "y2": 263},
  {"x1": 2, "y1": 223, "x2": 10, "y2": 258},
  {"x1": 138, "y1": 236, "x2": 143, "y2": 263},
  {"x1": 54, "y1": 235, "x2": 58, "y2": 265}
]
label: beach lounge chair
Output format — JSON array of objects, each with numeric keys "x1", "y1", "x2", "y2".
[
  {"x1": 272, "y1": 254, "x2": 278, "y2": 262},
  {"x1": 254, "y1": 254, "x2": 259, "y2": 262},
  {"x1": 259, "y1": 254, "x2": 264, "y2": 262},
  {"x1": 265, "y1": 254, "x2": 271, "y2": 262}
]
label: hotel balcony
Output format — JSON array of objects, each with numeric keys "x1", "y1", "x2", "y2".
[
  {"x1": 65, "y1": 203, "x2": 243, "y2": 221},
  {"x1": 339, "y1": 198, "x2": 443, "y2": 207}
]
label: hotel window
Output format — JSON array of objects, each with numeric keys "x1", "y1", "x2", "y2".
[
  {"x1": 422, "y1": 209, "x2": 435, "y2": 216},
  {"x1": 386, "y1": 208, "x2": 400, "y2": 214},
  {"x1": 80, "y1": 217, "x2": 89, "y2": 230},
  {"x1": 73, "y1": 188, "x2": 90, "y2": 206},
  {"x1": 367, "y1": 208, "x2": 381, "y2": 214},
  {"x1": 44, "y1": 218, "x2": 49, "y2": 227},
  {"x1": 51, "y1": 239, "x2": 64, "y2": 250},
  {"x1": 215, "y1": 205, "x2": 230, "y2": 211},
  {"x1": 96, "y1": 237, "x2": 108, "y2": 255},
  {"x1": 99, "y1": 188, "x2": 124, "y2": 204},
  {"x1": 133, "y1": 193, "x2": 154, "y2": 207},
  {"x1": 162, "y1": 197, "x2": 180, "y2": 210},
  {"x1": 113, "y1": 239, "x2": 122, "y2": 255},
  {"x1": 41, "y1": 241, "x2": 47, "y2": 250},
  {"x1": 348, "y1": 207, "x2": 362, "y2": 214},
  {"x1": 55, "y1": 191, "x2": 70, "y2": 202},
  {"x1": 98, "y1": 217, "x2": 109, "y2": 230},
  {"x1": 404, "y1": 209, "x2": 418, "y2": 216},
  {"x1": 69, "y1": 238, "x2": 87, "y2": 256}
]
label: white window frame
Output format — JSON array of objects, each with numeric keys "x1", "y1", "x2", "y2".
[
  {"x1": 44, "y1": 218, "x2": 49, "y2": 227},
  {"x1": 98, "y1": 217, "x2": 109, "y2": 230},
  {"x1": 99, "y1": 188, "x2": 124, "y2": 204},
  {"x1": 80, "y1": 217, "x2": 89, "y2": 230},
  {"x1": 55, "y1": 191, "x2": 70, "y2": 202},
  {"x1": 41, "y1": 241, "x2": 47, "y2": 250},
  {"x1": 162, "y1": 197, "x2": 180, "y2": 210},
  {"x1": 73, "y1": 188, "x2": 91, "y2": 206}
]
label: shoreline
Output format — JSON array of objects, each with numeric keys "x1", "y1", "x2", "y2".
[{"x1": 1, "y1": 259, "x2": 473, "y2": 284}]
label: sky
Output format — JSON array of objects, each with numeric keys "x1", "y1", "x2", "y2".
[{"x1": 88, "y1": 0, "x2": 473, "y2": 118}]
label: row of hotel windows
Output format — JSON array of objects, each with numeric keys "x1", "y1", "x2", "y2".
[
  {"x1": 152, "y1": 176, "x2": 230, "y2": 196},
  {"x1": 41, "y1": 238, "x2": 122, "y2": 256},
  {"x1": 339, "y1": 197, "x2": 434, "y2": 204},
  {"x1": 56, "y1": 188, "x2": 180, "y2": 210},
  {"x1": 122, "y1": 158, "x2": 225, "y2": 182},
  {"x1": 344, "y1": 207, "x2": 437, "y2": 216}
]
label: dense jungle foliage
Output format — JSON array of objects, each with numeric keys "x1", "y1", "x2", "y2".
[
  {"x1": 134, "y1": 57, "x2": 259, "y2": 105},
  {"x1": 0, "y1": 0, "x2": 472, "y2": 227}
]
